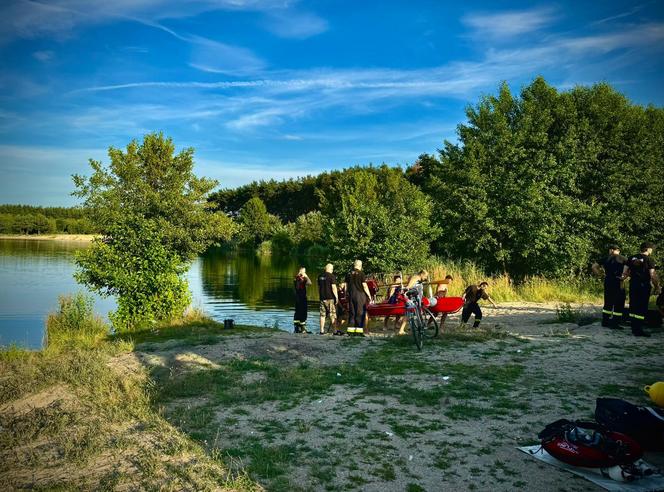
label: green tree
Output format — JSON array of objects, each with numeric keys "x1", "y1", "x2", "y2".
[
  {"x1": 412, "y1": 78, "x2": 664, "y2": 276},
  {"x1": 73, "y1": 133, "x2": 235, "y2": 330},
  {"x1": 293, "y1": 211, "x2": 324, "y2": 249},
  {"x1": 236, "y1": 197, "x2": 279, "y2": 247},
  {"x1": 318, "y1": 166, "x2": 437, "y2": 273}
]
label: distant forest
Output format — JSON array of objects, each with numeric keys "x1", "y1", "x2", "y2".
[
  {"x1": 4, "y1": 78, "x2": 663, "y2": 276},
  {"x1": 0, "y1": 204, "x2": 94, "y2": 234}
]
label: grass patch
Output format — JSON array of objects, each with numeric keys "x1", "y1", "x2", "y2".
[
  {"x1": 0, "y1": 304, "x2": 261, "y2": 491},
  {"x1": 424, "y1": 258, "x2": 602, "y2": 303}
]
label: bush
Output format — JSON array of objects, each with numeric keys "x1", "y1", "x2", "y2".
[{"x1": 46, "y1": 293, "x2": 107, "y2": 347}]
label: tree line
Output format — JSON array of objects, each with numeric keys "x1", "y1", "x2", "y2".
[
  {"x1": 0, "y1": 205, "x2": 95, "y2": 234},
  {"x1": 210, "y1": 77, "x2": 664, "y2": 278}
]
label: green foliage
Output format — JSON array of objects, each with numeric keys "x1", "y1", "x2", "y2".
[
  {"x1": 318, "y1": 165, "x2": 438, "y2": 272},
  {"x1": 72, "y1": 133, "x2": 234, "y2": 331},
  {"x1": 412, "y1": 77, "x2": 664, "y2": 277},
  {"x1": 210, "y1": 176, "x2": 319, "y2": 222},
  {"x1": 46, "y1": 292, "x2": 108, "y2": 348},
  {"x1": 0, "y1": 205, "x2": 95, "y2": 234},
  {"x1": 75, "y1": 218, "x2": 192, "y2": 331},
  {"x1": 293, "y1": 211, "x2": 324, "y2": 248},
  {"x1": 237, "y1": 197, "x2": 280, "y2": 247}
]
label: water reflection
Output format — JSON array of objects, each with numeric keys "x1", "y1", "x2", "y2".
[
  {"x1": 0, "y1": 240, "x2": 331, "y2": 348},
  {"x1": 194, "y1": 248, "x2": 326, "y2": 329}
]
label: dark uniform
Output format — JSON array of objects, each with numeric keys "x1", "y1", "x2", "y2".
[
  {"x1": 345, "y1": 269, "x2": 368, "y2": 329},
  {"x1": 626, "y1": 253, "x2": 656, "y2": 336},
  {"x1": 293, "y1": 274, "x2": 309, "y2": 333},
  {"x1": 462, "y1": 285, "x2": 489, "y2": 328},
  {"x1": 600, "y1": 254, "x2": 627, "y2": 328}
]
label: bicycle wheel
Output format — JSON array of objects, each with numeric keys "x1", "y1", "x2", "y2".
[
  {"x1": 423, "y1": 309, "x2": 439, "y2": 338},
  {"x1": 410, "y1": 315, "x2": 423, "y2": 351}
]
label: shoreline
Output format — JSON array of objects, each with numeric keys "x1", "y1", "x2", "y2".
[{"x1": 0, "y1": 234, "x2": 97, "y2": 242}]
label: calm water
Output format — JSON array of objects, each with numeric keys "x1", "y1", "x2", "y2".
[{"x1": 0, "y1": 240, "x2": 326, "y2": 349}]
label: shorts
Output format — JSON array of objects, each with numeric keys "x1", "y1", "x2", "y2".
[{"x1": 320, "y1": 299, "x2": 337, "y2": 323}]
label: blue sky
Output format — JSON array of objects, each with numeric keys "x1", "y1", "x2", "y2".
[{"x1": 1, "y1": 0, "x2": 663, "y2": 205}]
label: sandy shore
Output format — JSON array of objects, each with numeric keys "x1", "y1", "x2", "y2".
[
  {"x1": 130, "y1": 302, "x2": 663, "y2": 491},
  {"x1": 0, "y1": 234, "x2": 97, "y2": 242},
  {"x1": 3, "y1": 302, "x2": 661, "y2": 491}
]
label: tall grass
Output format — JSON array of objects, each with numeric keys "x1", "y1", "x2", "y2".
[
  {"x1": 423, "y1": 258, "x2": 603, "y2": 303},
  {"x1": 46, "y1": 292, "x2": 108, "y2": 348}
]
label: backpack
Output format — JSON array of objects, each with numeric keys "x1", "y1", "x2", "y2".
[{"x1": 595, "y1": 398, "x2": 664, "y2": 451}]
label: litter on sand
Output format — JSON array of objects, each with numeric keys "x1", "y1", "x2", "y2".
[{"x1": 518, "y1": 445, "x2": 664, "y2": 492}]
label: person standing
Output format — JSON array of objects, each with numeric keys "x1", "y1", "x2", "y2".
[
  {"x1": 623, "y1": 242, "x2": 659, "y2": 337},
  {"x1": 342, "y1": 259, "x2": 373, "y2": 335},
  {"x1": 461, "y1": 281, "x2": 497, "y2": 328},
  {"x1": 293, "y1": 267, "x2": 311, "y2": 333},
  {"x1": 317, "y1": 263, "x2": 339, "y2": 335},
  {"x1": 592, "y1": 244, "x2": 627, "y2": 329}
]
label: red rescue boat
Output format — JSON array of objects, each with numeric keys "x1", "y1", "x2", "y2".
[
  {"x1": 539, "y1": 420, "x2": 643, "y2": 468},
  {"x1": 366, "y1": 296, "x2": 464, "y2": 317}
]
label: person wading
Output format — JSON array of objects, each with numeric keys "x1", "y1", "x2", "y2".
[
  {"x1": 317, "y1": 263, "x2": 339, "y2": 335},
  {"x1": 293, "y1": 267, "x2": 311, "y2": 333},
  {"x1": 623, "y1": 242, "x2": 659, "y2": 337},
  {"x1": 592, "y1": 244, "x2": 627, "y2": 329},
  {"x1": 461, "y1": 281, "x2": 497, "y2": 328},
  {"x1": 342, "y1": 260, "x2": 373, "y2": 335}
]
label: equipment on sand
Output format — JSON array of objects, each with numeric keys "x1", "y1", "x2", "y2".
[
  {"x1": 538, "y1": 419, "x2": 642, "y2": 468},
  {"x1": 595, "y1": 397, "x2": 664, "y2": 451},
  {"x1": 644, "y1": 382, "x2": 664, "y2": 407}
]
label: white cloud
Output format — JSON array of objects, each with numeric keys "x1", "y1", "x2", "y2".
[
  {"x1": 0, "y1": 0, "x2": 323, "y2": 44},
  {"x1": 32, "y1": 50, "x2": 55, "y2": 62},
  {"x1": 261, "y1": 9, "x2": 328, "y2": 39},
  {"x1": 188, "y1": 36, "x2": 266, "y2": 75},
  {"x1": 462, "y1": 7, "x2": 558, "y2": 39}
]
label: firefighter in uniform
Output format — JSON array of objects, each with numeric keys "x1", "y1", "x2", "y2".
[
  {"x1": 592, "y1": 244, "x2": 626, "y2": 329},
  {"x1": 623, "y1": 242, "x2": 659, "y2": 337}
]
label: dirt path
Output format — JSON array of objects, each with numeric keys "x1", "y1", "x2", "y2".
[{"x1": 133, "y1": 302, "x2": 664, "y2": 491}]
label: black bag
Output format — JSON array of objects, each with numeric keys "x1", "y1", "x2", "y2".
[{"x1": 595, "y1": 398, "x2": 664, "y2": 451}]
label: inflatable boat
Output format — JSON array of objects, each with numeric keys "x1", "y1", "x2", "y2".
[
  {"x1": 539, "y1": 420, "x2": 642, "y2": 468},
  {"x1": 366, "y1": 296, "x2": 464, "y2": 317}
]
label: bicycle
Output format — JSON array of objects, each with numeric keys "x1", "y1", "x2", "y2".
[{"x1": 404, "y1": 283, "x2": 439, "y2": 350}]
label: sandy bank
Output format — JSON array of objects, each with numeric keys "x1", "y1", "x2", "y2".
[{"x1": 0, "y1": 234, "x2": 97, "y2": 242}]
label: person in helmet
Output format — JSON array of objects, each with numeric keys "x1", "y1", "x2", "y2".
[{"x1": 623, "y1": 242, "x2": 659, "y2": 337}]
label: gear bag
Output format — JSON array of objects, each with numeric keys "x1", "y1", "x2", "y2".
[{"x1": 595, "y1": 398, "x2": 664, "y2": 451}]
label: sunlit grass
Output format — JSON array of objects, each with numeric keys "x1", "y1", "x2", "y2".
[{"x1": 424, "y1": 258, "x2": 603, "y2": 303}]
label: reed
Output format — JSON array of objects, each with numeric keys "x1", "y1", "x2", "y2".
[{"x1": 423, "y1": 258, "x2": 602, "y2": 303}]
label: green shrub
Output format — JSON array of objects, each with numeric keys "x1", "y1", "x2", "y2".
[{"x1": 46, "y1": 293, "x2": 108, "y2": 347}]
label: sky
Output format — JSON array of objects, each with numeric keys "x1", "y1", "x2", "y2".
[{"x1": 1, "y1": 0, "x2": 663, "y2": 205}]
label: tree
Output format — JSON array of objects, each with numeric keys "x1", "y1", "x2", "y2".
[
  {"x1": 413, "y1": 78, "x2": 664, "y2": 276},
  {"x1": 318, "y1": 166, "x2": 437, "y2": 273},
  {"x1": 236, "y1": 197, "x2": 280, "y2": 247},
  {"x1": 73, "y1": 133, "x2": 235, "y2": 330}
]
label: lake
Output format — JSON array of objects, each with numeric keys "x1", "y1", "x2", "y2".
[{"x1": 0, "y1": 239, "x2": 328, "y2": 349}]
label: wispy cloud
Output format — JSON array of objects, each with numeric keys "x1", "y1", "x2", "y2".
[
  {"x1": 261, "y1": 9, "x2": 328, "y2": 39},
  {"x1": 462, "y1": 7, "x2": 558, "y2": 39},
  {"x1": 55, "y1": 19, "x2": 664, "y2": 138},
  {"x1": 32, "y1": 50, "x2": 55, "y2": 62},
  {"x1": 0, "y1": 0, "x2": 324, "y2": 44},
  {"x1": 591, "y1": 4, "x2": 647, "y2": 26},
  {"x1": 188, "y1": 36, "x2": 266, "y2": 75}
]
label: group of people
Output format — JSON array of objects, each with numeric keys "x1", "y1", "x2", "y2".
[
  {"x1": 292, "y1": 260, "x2": 498, "y2": 336},
  {"x1": 294, "y1": 241, "x2": 662, "y2": 337},
  {"x1": 592, "y1": 241, "x2": 661, "y2": 337}
]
